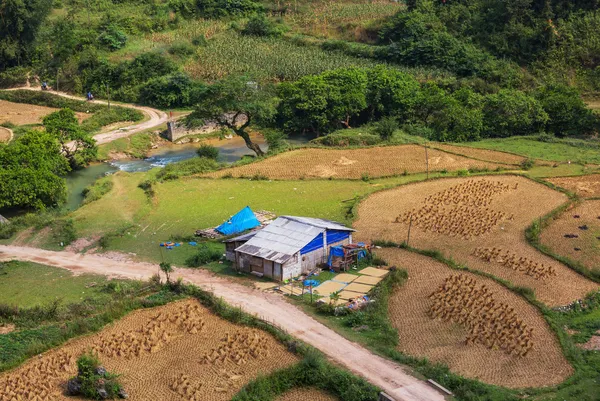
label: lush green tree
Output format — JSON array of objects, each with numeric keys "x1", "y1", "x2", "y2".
[
  {"x1": 43, "y1": 108, "x2": 97, "y2": 168},
  {"x1": 366, "y1": 66, "x2": 421, "y2": 120},
  {"x1": 186, "y1": 76, "x2": 278, "y2": 156},
  {"x1": 534, "y1": 85, "x2": 598, "y2": 137},
  {"x1": 482, "y1": 89, "x2": 548, "y2": 137},
  {"x1": 0, "y1": 0, "x2": 52, "y2": 69},
  {"x1": 159, "y1": 262, "x2": 173, "y2": 283},
  {"x1": 0, "y1": 130, "x2": 69, "y2": 210},
  {"x1": 140, "y1": 72, "x2": 206, "y2": 108},
  {"x1": 278, "y1": 68, "x2": 368, "y2": 135}
]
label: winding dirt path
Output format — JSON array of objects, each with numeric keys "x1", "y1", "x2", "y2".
[
  {"x1": 0, "y1": 245, "x2": 446, "y2": 401},
  {"x1": 7, "y1": 87, "x2": 168, "y2": 145}
]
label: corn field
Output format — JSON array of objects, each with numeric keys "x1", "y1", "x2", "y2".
[{"x1": 184, "y1": 31, "x2": 447, "y2": 81}]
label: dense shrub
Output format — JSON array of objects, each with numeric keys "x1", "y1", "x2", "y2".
[
  {"x1": 534, "y1": 84, "x2": 599, "y2": 137},
  {"x1": 139, "y1": 72, "x2": 205, "y2": 108},
  {"x1": 482, "y1": 89, "x2": 548, "y2": 137},
  {"x1": 97, "y1": 24, "x2": 127, "y2": 51},
  {"x1": 51, "y1": 219, "x2": 77, "y2": 246},
  {"x1": 155, "y1": 157, "x2": 219, "y2": 180},
  {"x1": 168, "y1": 42, "x2": 196, "y2": 57},
  {"x1": 241, "y1": 14, "x2": 284, "y2": 37},
  {"x1": 170, "y1": 0, "x2": 260, "y2": 18},
  {"x1": 312, "y1": 132, "x2": 381, "y2": 147},
  {"x1": 71, "y1": 353, "x2": 124, "y2": 399},
  {"x1": 0, "y1": 67, "x2": 28, "y2": 88},
  {"x1": 196, "y1": 144, "x2": 219, "y2": 159},
  {"x1": 372, "y1": 117, "x2": 398, "y2": 140},
  {"x1": 81, "y1": 177, "x2": 114, "y2": 205},
  {"x1": 185, "y1": 244, "x2": 222, "y2": 267}
]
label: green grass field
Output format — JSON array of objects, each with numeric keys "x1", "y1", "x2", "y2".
[
  {"x1": 0, "y1": 261, "x2": 110, "y2": 307},
  {"x1": 467, "y1": 136, "x2": 600, "y2": 164}
]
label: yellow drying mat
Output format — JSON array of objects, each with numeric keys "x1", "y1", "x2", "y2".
[
  {"x1": 333, "y1": 273, "x2": 359, "y2": 283},
  {"x1": 354, "y1": 275, "x2": 383, "y2": 285},
  {"x1": 312, "y1": 280, "x2": 346, "y2": 297},
  {"x1": 359, "y1": 267, "x2": 389, "y2": 278},
  {"x1": 278, "y1": 285, "x2": 303, "y2": 296},
  {"x1": 338, "y1": 290, "x2": 366, "y2": 300},
  {"x1": 344, "y1": 282, "x2": 374, "y2": 293}
]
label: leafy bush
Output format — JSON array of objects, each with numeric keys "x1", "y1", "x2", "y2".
[
  {"x1": 185, "y1": 244, "x2": 222, "y2": 267},
  {"x1": 372, "y1": 116, "x2": 398, "y2": 140},
  {"x1": 51, "y1": 219, "x2": 77, "y2": 246},
  {"x1": 156, "y1": 157, "x2": 219, "y2": 181},
  {"x1": 520, "y1": 158, "x2": 535, "y2": 170},
  {"x1": 81, "y1": 177, "x2": 114, "y2": 205},
  {"x1": 312, "y1": 132, "x2": 381, "y2": 147},
  {"x1": 0, "y1": 66, "x2": 28, "y2": 88},
  {"x1": 196, "y1": 144, "x2": 219, "y2": 159},
  {"x1": 242, "y1": 14, "x2": 284, "y2": 37},
  {"x1": 168, "y1": 42, "x2": 196, "y2": 57},
  {"x1": 97, "y1": 24, "x2": 127, "y2": 51},
  {"x1": 171, "y1": 0, "x2": 260, "y2": 18},
  {"x1": 139, "y1": 72, "x2": 205, "y2": 108},
  {"x1": 482, "y1": 89, "x2": 548, "y2": 138},
  {"x1": 72, "y1": 353, "x2": 124, "y2": 399},
  {"x1": 263, "y1": 129, "x2": 288, "y2": 152}
]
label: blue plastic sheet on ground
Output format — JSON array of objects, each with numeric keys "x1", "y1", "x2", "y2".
[
  {"x1": 303, "y1": 279, "x2": 319, "y2": 287},
  {"x1": 189, "y1": 241, "x2": 197, "y2": 246}
]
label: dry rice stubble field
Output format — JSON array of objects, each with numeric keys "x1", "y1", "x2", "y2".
[
  {"x1": 547, "y1": 174, "x2": 600, "y2": 198},
  {"x1": 0, "y1": 99, "x2": 90, "y2": 125},
  {"x1": 431, "y1": 143, "x2": 525, "y2": 166},
  {"x1": 354, "y1": 176, "x2": 599, "y2": 306},
  {"x1": 377, "y1": 248, "x2": 572, "y2": 388},
  {"x1": 205, "y1": 146, "x2": 513, "y2": 180},
  {"x1": 540, "y1": 200, "x2": 600, "y2": 273},
  {"x1": 0, "y1": 299, "x2": 298, "y2": 401}
]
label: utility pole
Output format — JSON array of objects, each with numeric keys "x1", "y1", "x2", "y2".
[
  {"x1": 407, "y1": 214, "x2": 413, "y2": 247},
  {"x1": 425, "y1": 142, "x2": 429, "y2": 180},
  {"x1": 106, "y1": 83, "x2": 111, "y2": 110}
]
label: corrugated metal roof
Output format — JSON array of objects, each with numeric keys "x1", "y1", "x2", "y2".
[
  {"x1": 223, "y1": 231, "x2": 257, "y2": 243},
  {"x1": 234, "y1": 216, "x2": 352, "y2": 262},
  {"x1": 281, "y1": 216, "x2": 355, "y2": 232}
]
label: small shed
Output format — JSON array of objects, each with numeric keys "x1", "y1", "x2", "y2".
[
  {"x1": 224, "y1": 231, "x2": 256, "y2": 262},
  {"x1": 233, "y1": 216, "x2": 354, "y2": 281}
]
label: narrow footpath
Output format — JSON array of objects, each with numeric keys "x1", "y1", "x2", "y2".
[
  {"x1": 8, "y1": 87, "x2": 168, "y2": 144},
  {"x1": 0, "y1": 245, "x2": 446, "y2": 401}
]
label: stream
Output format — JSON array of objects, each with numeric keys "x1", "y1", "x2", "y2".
[{"x1": 64, "y1": 134, "x2": 309, "y2": 211}]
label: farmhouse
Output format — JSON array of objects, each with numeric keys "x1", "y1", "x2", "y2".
[{"x1": 227, "y1": 216, "x2": 354, "y2": 281}]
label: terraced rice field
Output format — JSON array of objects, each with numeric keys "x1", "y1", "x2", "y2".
[
  {"x1": 540, "y1": 200, "x2": 600, "y2": 274},
  {"x1": 354, "y1": 176, "x2": 599, "y2": 306},
  {"x1": 431, "y1": 143, "x2": 525, "y2": 165},
  {"x1": 0, "y1": 299, "x2": 298, "y2": 401},
  {"x1": 0, "y1": 99, "x2": 90, "y2": 125},
  {"x1": 205, "y1": 146, "x2": 511, "y2": 180},
  {"x1": 547, "y1": 174, "x2": 600, "y2": 198},
  {"x1": 276, "y1": 387, "x2": 339, "y2": 401},
  {"x1": 378, "y1": 248, "x2": 572, "y2": 388}
]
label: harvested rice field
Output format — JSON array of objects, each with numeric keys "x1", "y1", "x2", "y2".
[
  {"x1": 540, "y1": 200, "x2": 600, "y2": 273},
  {"x1": 431, "y1": 143, "x2": 525, "y2": 165},
  {"x1": 0, "y1": 299, "x2": 298, "y2": 401},
  {"x1": 547, "y1": 174, "x2": 600, "y2": 198},
  {"x1": 205, "y1": 146, "x2": 511, "y2": 180},
  {"x1": 354, "y1": 175, "x2": 599, "y2": 306},
  {"x1": 276, "y1": 387, "x2": 339, "y2": 401},
  {"x1": 0, "y1": 99, "x2": 90, "y2": 125},
  {"x1": 378, "y1": 248, "x2": 572, "y2": 388}
]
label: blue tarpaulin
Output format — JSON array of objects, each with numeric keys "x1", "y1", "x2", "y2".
[
  {"x1": 216, "y1": 206, "x2": 260, "y2": 236},
  {"x1": 327, "y1": 246, "x2": 345, "y2": 267}
]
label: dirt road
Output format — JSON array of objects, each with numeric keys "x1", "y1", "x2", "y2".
[
  {"x1": 7, "y1": 87, "x2": 168, "y2": 145},
  {"x1": 0, "y1": 245, "x2": 446, "y2": 401}
]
